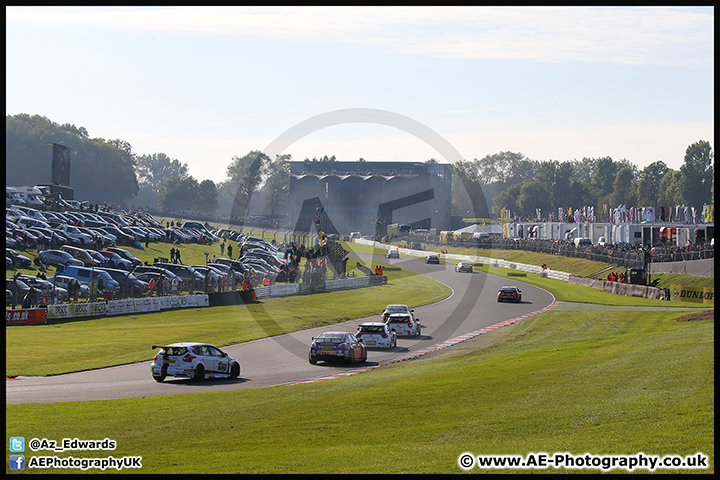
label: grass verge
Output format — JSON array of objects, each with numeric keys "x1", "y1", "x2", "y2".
[{"x1": 6, "y1": 308, "x2": 713, "y2": 473}]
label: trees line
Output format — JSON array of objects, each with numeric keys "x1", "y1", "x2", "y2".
[{"x1": 6, "y1": 114, "x2": 713, "y2": 221}]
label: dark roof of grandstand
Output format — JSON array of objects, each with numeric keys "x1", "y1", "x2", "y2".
[{"x1": 287, "y1": 160, "x2": 452, "y2": 177}]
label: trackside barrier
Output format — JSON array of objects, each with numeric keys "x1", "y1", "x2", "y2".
[
  {"x1": 207, "y1": 290, "x2": 255, "y2": 306},
  {"x1": 47, "y1": 302, "x2": 106, "y2": 319},
  {"x1": 353, "y1": 239, "x2": 572, "y2": 282},
  {"x1": 6, "y1": 308, "x2": 47, "y2": 326},
  {"x1": 42, "y1": 276, "x2": 387, "y2": 320},
  {"x1": 353, "y1": 239, "x2": 695, "y2": 301},
  {"x1": 254, "y1": 276, "x2": 387, "y2": 300},
  {"x1": 45, "y1": 294, "x2": 210, "y2": 319}
]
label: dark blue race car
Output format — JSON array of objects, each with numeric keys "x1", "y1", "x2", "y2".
[{"x1": 308, "y1": 331, "x2": 367, "y2": 365}]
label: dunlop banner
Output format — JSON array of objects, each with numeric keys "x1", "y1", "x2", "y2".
[{"x1": 670, "y1": 285, "x2": 714, "y2": 304}]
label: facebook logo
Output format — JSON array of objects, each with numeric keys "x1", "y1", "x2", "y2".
[
  {"x1": 9, "y1": 436, "x2": 25, "y2": 452},
  {"x1": 9, "y1": 455, "x2": 25, "y2": 470}
]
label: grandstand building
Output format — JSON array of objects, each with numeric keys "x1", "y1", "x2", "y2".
[{"x1": 287, "y1": 161, "x2": 453, "y2": 237}]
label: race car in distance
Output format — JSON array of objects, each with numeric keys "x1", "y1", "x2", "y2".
[
  {"x1": 386, "y1": 313, "x2": 422, "y2": 337},
  {"x1": 151, "y1": 343, "x2": 241, "y2": 382},
  {"x1": 425, "y1": 253, "x2": 440, "y2": 264},
  {"x1": 308, "y1": 331, "x2": 367, "y2": 365},
  {"x1": 385, "y1": 249, "x2": 400, "y2": 259},
  {"x1": 356, "y1": 322, "x2": 396, "y2": 348},
  {"x1": 497, "y1": 286, "x2": 522, "y2": 303},
  {"x1": 381, "y1": 304, "x2": 415, "y2": 323},
  {"x1": 455, "y1": 261, "x2": 473, "y2": 273}
]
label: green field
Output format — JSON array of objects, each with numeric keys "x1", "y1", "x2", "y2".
[
  {"x1": 5, "y1": 233, "x2": 714, "y2": 473},
  {"x1": 6, "y1": 302, "x2": 713, "y2": 474}
]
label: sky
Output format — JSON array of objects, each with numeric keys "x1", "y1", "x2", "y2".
[{"x1": 6, "y1": 6, "x2": 714, "y2": 185}]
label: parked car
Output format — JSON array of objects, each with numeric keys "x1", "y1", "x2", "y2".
[
  {"x1": 153, "y1": 262, "x2": 204, "y2": 290},
  {"x1": 105, "y1": 246, "x2": 143, "y2": 267},
  {"x1": 86, "y1": 249, "x2": 114, "y2": 268},
  {"x1": 37, "y1": 249, "x2": 84, "y2": 268},
  {"x1": 425, "y1": 253, "x2": 440, "y2": 264},
  {"x1": 61, "y1": 245, "x2": 103, "y2": 267},
  {"x1": 90, "y1": 227, "x2": 118, "y2": 245},
  {"x1": 96, "y1": 267, "x2": 148, "y2": 296},
  {"x1": 13, "y1": 206, "x2": 48, "y2": 223},
  {"x1": 150, "y1": 343, "x2": 241, "y2": 382},
  {"x1": 9, "y1": 227, "x2": 38, "y2": 247},
  {"x1": 97, "y1": 250, "x2": 133, "y2": 270},
  {"x1": 6, "y1": 248, "x2": 32, "y2": 269},
  {"x1": 100, "y1": 226, "x2": 135, "y2": 245},
  {"x1": 497, "y1": 285, "x2": 522, "y2": 303},
  {"x1": 28, "y1": 227, "x2": 67, "y2": 247},
  {"x1": 49, "y1": 274, "x2": 90, "y2": 298},
  {"x1": 214, "y1": 258, "x2": 251, "y2": 276},
  {"x1": 77, "y1": 226, "x2": 114, "y2": 246},
  {"x1": 182, "y1": 221, "x2": 219, "y2": 242},
  {"x1": 56, "y1": 224, "x2": 94, "y2": 246},
  {"x1": 308, "y1": 331, "x2": 367, "y2": 365},
  {"x1": 132, "y1": 266, "x2": 183, "y2": 289},
  {"x1": 206, "y1": 262, "x2": 243, "y2": 283},
  {"x1": 6, "y1": 277, "x2": 30, "y2": 304},
  {"x1": 455, "y1": 261, "x2": 473, "y2": 273},
  {"x1": 17, "y1": 274, "x2": 68, "y2": 301},
  {"x1": 355, "y1": 322, "x2": 396, "y2": 348},
  {"x1": 133, "y1": 272, "x2": 163, "y2": 288},
  {"x1": 15, "y1": 216, "x2": 51, "y2": 230},
  {"x1": 191, "y1": 265, "x2": 225, "y2": 287}
]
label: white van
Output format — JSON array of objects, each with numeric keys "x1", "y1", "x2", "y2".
[
  {"x1": 6, "y1": 187, "x2": 25, "y2": 206},
  {"x1": 573, "y1": 237, "x2": 592, "y2": 247},
  {"x1": 54, "y1": 264, "x2": 120, "y2": 292},
  {"x1": 15, "y1": 187, "x2": 45, "y2": 208},
  {"x1": 349, "y1": 232, "x2": 362, "y2": 240}
]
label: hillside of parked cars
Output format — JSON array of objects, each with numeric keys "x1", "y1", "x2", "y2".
[{"x1": 6, "y1": 202, "x2": 301, "y2": 308}]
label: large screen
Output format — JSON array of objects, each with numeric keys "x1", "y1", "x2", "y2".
[{"x1": 51, "y1": 143, "x2": 71, "y2": 186}]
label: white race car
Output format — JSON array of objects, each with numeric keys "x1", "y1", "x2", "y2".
[
  {"x1": 381, "y1": 304, "x2": 415, "y2": 323},
  {"x1": 356, "y1": 322, "x2": 396, "y2": 348},
  {"x1": 151, "y1": 343, "x2": 241, "y2": 382},
  {"x1": 386, "y1": 313, "x2": 422, "y2": 337}
]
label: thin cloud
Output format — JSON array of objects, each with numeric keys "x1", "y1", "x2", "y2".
[{"x1": 7, "y1": 6, "x2": 712, "y2": 67}]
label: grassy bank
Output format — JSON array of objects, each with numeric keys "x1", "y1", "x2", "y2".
[{"x1": 6, "y1": 308, "x2": 713, "y2": 473}]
